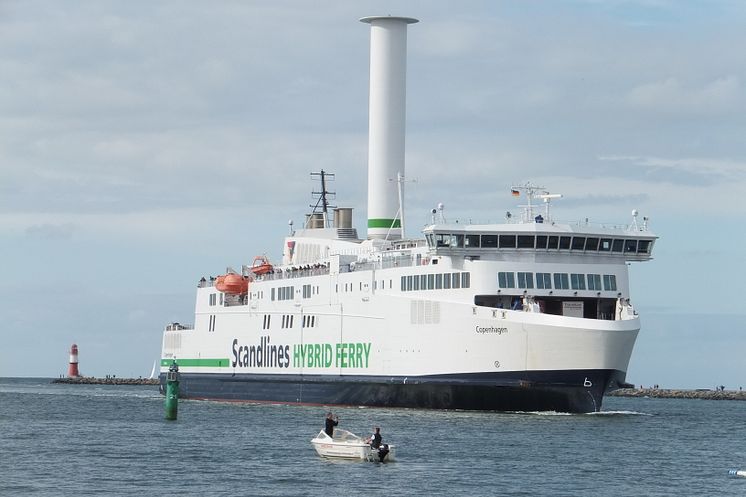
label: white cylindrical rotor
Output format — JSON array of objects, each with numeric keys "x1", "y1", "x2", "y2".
[{"x1": 360, "y1": 16, "x2": 418, "y2": 240}]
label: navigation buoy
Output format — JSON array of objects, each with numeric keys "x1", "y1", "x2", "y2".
[
  {"x1": 67, "y1": 344, "x2": 80, "y2": 378},
  {"x1": 165, "y1": 361, "x2": 180, "y2": 420},
  {"x1": 729, "y1": 469, "x2": 746, "y2": 478}
]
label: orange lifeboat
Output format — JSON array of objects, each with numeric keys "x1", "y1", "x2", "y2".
[
  {"x1": 250, "y1": 255, "x2": 273, "y2": 276},
  {"x1": 215, "y1": 273, "x2": 249, "y2": 294}
]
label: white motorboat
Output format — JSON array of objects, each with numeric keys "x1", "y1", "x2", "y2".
[{"x1": 311, "y1": 429, "x2": 395, "y2": 462}]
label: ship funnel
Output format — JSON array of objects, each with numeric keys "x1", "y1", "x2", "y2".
[{"x1": 360, "y1": 16, "x2": 418, "y2": 240}]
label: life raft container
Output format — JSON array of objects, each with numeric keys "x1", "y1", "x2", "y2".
[
  {"x1": 250, "y1": 255, "x2": 273, "y2": 276},
  {"x1": 215, "y1": 274, "x2": 249, "y2": 294}
]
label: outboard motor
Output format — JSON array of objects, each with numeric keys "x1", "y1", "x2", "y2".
[{"x1": 377, "y1": 444, "x2": 390, "y2": 462}]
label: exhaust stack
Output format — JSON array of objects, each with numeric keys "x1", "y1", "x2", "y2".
[{"x1": 360, "y1": 16, "x2": 418, "y2": 240}]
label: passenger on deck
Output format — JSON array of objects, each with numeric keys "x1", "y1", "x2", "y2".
[{"x1": 324, "y1": 412, "x2": 339, "y2": 437}]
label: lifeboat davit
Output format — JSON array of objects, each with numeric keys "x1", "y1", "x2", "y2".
[
  {"x1": 250, "y1": 255, "x2": 273, "y2": 276},
  {"x1": 215, "y1": 274, "x2": 249, "y2": 294}
]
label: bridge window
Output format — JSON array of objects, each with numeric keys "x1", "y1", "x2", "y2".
[
  {"x1": 435, "y1": 234, "x2": 450, "y2": 247},
  {"x1": 498, "y1": 272, "x2": 515, "y2": 288},
  {"x1": 600, "y1": 238, "x2": 612, "y2": 251},
  {"x1": 465, "y1": 234, "x2": 480, "y2": 248},
  {"x1": 535, "y1": 235, "x2": 548, "y2": 249},
  {"x1": 450, "y1": 234, "x2": 465, "y2": 248},
  {"x1": 517, "y1": 235, "x2": 535, "y2": 248},
  {"x1": 585, "y1": 238, "x2": 600, "y2": 251},
  {"x1": 587, "y1": 274, "x2": 602, "y2": 291},
  {"x1": 481, "y1": 235, "x2": 497, "y2": 248},
  {"x1": 603, "y1": 274, "x2": 617, "y2": 291},
  {"x1": 637, "y1": 240, "x2": 651, "y2": 254},
  {"x1": 554, "y1": 273, "x2": 570, "y2": 289},
  {"x1": 571, "y1": 237, "x2": 586, "y2": 250},
  {"x1": 612, "y1": 239, "x2": 624, "y2": 252},
  {"x1": 499, "y1": 235, "x2": 517, "y2": 248},
  {"x1": 517, "y1": 272, "x2": 534, "y2": 289},
  {"x1": 536, "y1": 273, "x2": 552, "y2": 289},
  {"x1": 559, "y1": 236, "x2": 571, "y2": 250},
  {"x1": 624, "y1": 239, "x2": 638, "y2": 253}
]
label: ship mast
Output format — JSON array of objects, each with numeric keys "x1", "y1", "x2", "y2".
[
  {"x1": 310, "y1": 170, "x2": 336, "y2": 227},
  {"x1": 510, "y1": 182, "x2": 562, "y2": 223}
]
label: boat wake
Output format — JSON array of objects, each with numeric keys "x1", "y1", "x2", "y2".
[
  {"x1": 512, "y1": 409, "x2": 651, "y2": 417},
  {"x1": 588, "y1": 410, "x2": 652, "y2": 416}
]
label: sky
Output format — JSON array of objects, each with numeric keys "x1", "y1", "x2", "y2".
[{"x1": 1, "y1": 0, "x2": 745, "y2": 388}]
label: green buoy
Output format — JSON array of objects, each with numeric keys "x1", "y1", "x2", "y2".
[{"x1": 165, "y1": 361, "x2": 179, "y2": 420}]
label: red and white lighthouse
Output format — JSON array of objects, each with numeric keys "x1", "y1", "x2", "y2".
[{"x1": 67, "y1": 343, "x2": 80, "y2": 377}]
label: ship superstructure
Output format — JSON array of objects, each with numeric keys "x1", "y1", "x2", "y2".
[{"x1": 159, "y1": 16, "x2": 656, "y2": 413}]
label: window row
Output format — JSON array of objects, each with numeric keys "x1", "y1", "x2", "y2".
[
  {"x1": 281, "y1": 314, "x2": 294, "y2": 329},
  {"x1": 302, "y1": 315, "x2": 317, "y2": 328},
  {"x1": 498, "y1": 272, "x2": 617, "y2": 292},
  {"x1": 272, "y1": 286, "x2": 295, "y2": 301},
  {"x1": 400, "y1": 272, "x2": 471, "y2": 292},
  {"x1": 428, "y1": 233, "x2": 651, "y2": 254}
]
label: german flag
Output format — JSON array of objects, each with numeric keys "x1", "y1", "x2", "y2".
[{"x1": 511, "y1": 189, "x2": 520, "y2": 197}]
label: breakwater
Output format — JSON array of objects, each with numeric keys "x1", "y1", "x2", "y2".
[
  {"x1": 610, "y1": 388, "x2": 746, "y2": 401},
  {"x1": 52, "y1": 377, "x2": 159, "y2": 386}
]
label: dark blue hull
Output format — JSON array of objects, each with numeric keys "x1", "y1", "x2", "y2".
[{"x1": 160, "y1": 369, "x2": 628, "y2": 413}]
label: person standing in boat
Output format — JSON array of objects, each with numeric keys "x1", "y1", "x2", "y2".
[
  {"x1": 324, "y1": 412, "x2": 339, "y2": 437},
  {"x1": 365, "y1": 426, "x2": 382, "y2": 448}
]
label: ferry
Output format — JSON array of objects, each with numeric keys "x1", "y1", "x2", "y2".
[{"x1": 159, "y1": 16, "x2": 656, "y2": 413}]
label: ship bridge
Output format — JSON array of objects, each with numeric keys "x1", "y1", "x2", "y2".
[{"x1": 422, "y1": 223, "x2": 657, "y2": 263}]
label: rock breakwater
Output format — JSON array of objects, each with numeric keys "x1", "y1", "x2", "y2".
[
  {"x1": 52, "y1": 377, "x2": 159, "y2": 386},
  {"x1": 610, "y1": 388, "x2": 746, "y2": 401}
]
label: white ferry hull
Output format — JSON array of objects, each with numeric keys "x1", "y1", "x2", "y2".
[
  {"x1": 160, "y1": 298, "x2": 639, "y2": 413},
  {"x1": 159, "y1": 368, "x2": 625, "y2": 413}
]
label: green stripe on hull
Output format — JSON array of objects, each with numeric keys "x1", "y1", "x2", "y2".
[
  {"x1": 161, "y1": 358, "x2": 231, "y2": 368},
  {"x1": 368, "y1": 218, "x2": 401, "y2": 228}
]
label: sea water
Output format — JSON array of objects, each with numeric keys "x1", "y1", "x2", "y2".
[{"x1": 2, "y1": 377, "x2": 744, "y2": 496}]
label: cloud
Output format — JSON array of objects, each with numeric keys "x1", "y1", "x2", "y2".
[
  {"x1": 599, "y1": 155, "x2": 746, "y2": 184},
  {"x1": 626, "y1": 76, "x2": 745, "y2": 115},
  {"x1": 24, "y1": 223, "x2": 76, "y2": 239}
]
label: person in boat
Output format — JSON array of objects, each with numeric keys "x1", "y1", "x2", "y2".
[
  {"x1": 324, "y1": 412, "x2": 339, "y2": 437},
  {"x1": 365, "y1": 426, "x2": 382, "y2": 448}
]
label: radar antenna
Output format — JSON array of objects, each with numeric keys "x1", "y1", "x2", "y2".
[{"x1": 510, "y1": 182, "x2": 562, "y2": 223}]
